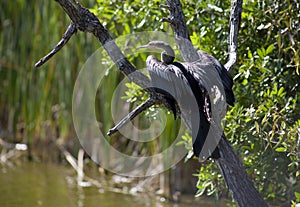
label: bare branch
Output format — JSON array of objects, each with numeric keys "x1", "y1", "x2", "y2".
[
  {"x1": 35, "y1": 22, "x2": 77, "y2": 67},
  {"x1": 107, "y1": 98, "x2": 155, "y2": 136},
  {"x1": 224, "y1": 0, "x2": 243, "y2": 70},
  {"x1": 40, "y1": 0, "x2": 151, "y2": 90}
]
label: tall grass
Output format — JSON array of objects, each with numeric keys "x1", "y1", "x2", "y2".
[{"x1": 0, "y1": 1, "x2": 100, "y2": 154}]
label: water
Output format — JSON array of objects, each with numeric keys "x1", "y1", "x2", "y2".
[{"x1": 0, "y1": 162, "x2": 218, "y2": 207}]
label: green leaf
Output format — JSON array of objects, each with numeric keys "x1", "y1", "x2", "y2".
[
  {"x1": 277, "y1": 87, "x2": 285, "y2": 97},
  {"x1": 272, "y1": 83, "x2": 278, "y2": 96},
  {"x1": 295, "y1": 192, "x2": 300, "y2": 201},
  {"x1": 248, "y1": 49, "x2": 253, "y2": 59},
  {"x1": 255, "y1": 121, "x2": 260, "y2": 133},
  {"x1": 266, "y1": 44, "x2": 274, "y2": 55},
  {"x1": 257, "y1": 48, "x2": 264, "y2": 58},
  {"x1": 124, "y1": 23, "x2": 130, "y2": 33},
  {"x1": 136, "y1": 18, "x2": 146, "y2": 29},
  {"x1": 242, "y1": 79, "x2": 248, "y2": 85},
  {"x1": 275, "y1": 147, "x2": 286, "y2": 152},
  {"x1": 257, "y1": 24, "x2": 264, "y2": 30}
]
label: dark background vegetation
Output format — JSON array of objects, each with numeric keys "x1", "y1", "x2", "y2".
[{"x1": 0, "y1": 0, "x2": 299, "y2": 206}]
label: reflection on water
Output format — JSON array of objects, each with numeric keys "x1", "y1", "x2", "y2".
[{"x1": 0, "y1": 162, "x2": 218, "y2": 207}]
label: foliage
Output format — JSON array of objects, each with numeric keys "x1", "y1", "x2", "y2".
[
  {"x1": 229, "y1": 1, "x2": 299, "y2": 205},
  {"x1": 291, "y1": 192, "x2": 300, "y2": 207},
  {"x1": 194, "y1": 162, "x2": 223, "y2": 199},
  {"x1": 1, "y1": 1, "x2": 76, "y2": 145},
  {"x1": 90, "y1": 0, "x2": 172, "y2": 34}
]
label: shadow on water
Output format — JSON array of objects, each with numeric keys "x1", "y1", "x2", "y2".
[{"x1": 0, "y1": 162, "x2": 220, "y2": 207}]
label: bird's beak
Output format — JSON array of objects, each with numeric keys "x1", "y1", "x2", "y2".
[
  {"x1": 137, "y1": 45, "x2": 159, "y2": 54},
  {"x1": 137, "y1": 45, "x2": 150, "y2": 49}
]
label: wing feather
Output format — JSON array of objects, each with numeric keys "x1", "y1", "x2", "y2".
[{"x1": 145, "y1": 53, "x2": 233, "y2": 160}]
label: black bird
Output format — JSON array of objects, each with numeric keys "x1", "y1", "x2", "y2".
[{"x1": 139, "y1": 41, "x2": 234, "y2": 160}]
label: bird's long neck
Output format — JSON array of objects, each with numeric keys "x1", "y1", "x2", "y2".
[
  {"x1": 161, "y1": 51, "x2": 175, "y2": 64},
  {"x1": 154, "y1": 42, "x2": 175, "y2": 64}
]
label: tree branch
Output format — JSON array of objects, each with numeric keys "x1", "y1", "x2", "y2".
[
  {"x1": 35, "y1": 22, "x2": 77, "y2": 67},
  {"x1": 38, "y1": 0, "x2": 151, "y2": 89},
  {"x1": 164, "y1": 0, "x2": 199, "y2": 62},
  {"x1": 107, "y1": 98, "x2": 155, "y2": 136},
  {"x1": 224, "y1": 0, "x2": 243, "y2": 70},
  {"x1": 216, "y1": 136, "x2": 268, "y2": 206}
]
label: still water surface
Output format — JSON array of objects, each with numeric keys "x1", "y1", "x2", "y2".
[{"x1": 0, "y1": 162, "x2": 218, "y2": 207}]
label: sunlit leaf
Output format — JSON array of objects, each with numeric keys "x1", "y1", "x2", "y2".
[
  {"x1": 275, "y1": 147, "x2": 286, "y2": 152},
  {"x1": 266, "y1": 44, "x2": 274, "y2": 55}
]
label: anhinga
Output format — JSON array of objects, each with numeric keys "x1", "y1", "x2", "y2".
[
  {"x1": 139, "y1": 41, "x2": 235, "y2": 160},
  {"x1": 139, "y1": 41, "x2": 176, "y2": 64}
]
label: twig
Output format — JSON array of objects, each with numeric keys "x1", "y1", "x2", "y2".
[
  {"x1": 77, "y1": 148, "x2": 84, "y2": 184},
  {"x1": 35, "y1": 22, "x2": 77, "y2": 67},
  {"x1": 57, "y1": 145, "x2": 102, "y2": 188},
  {"x1": 224, "y1": 0, "x2": 243, "y2": 70},
  {"x1": 107, "y1": 98, "x2": 155, "y2": 136},
  {"x1": 161, "y1": 17, "x2": 174, "y2": 24}
]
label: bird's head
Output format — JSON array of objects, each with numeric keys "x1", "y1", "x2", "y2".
[{"x1": 138, "y1": 41, "x2": 175, "y2": 64}]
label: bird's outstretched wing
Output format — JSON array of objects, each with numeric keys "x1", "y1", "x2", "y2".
[
  {"x1": 197, "y1": 50, "x2": 235, "y2": 106},
  {"x1": 146, "y1": 55, "x2": 195, "y2": 119},
  {"x1": 145, "y1": 53, "x2": 234, "y2": 160},
  {"x1": 146, "y1": 55, "x2": 215, "y2": 160}
]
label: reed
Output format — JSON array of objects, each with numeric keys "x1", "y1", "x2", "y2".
[{"x1": 0, "y1": 1, "x2": 96, "y2": 154}]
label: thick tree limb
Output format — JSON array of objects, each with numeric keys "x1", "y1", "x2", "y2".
[{"x1": 216, "y1": 136, "x2": 268, "y2": 206}]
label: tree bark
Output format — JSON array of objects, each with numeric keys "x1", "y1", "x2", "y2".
[{"x1": 216, "y1": 136, "x2": 268, "y2": 206}]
